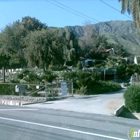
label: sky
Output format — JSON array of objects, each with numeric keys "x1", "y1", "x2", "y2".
[{"x1": 0, "y1": 0, "x2": 133, "y2": 30}]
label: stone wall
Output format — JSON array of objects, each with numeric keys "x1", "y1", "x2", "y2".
[{"x1": 0, "y1": 96, "x2": 46, "y2": 106}]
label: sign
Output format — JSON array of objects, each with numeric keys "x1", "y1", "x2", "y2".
[
  {"x1": 15, "y1": 85, "x2": 26, "y2": 93},
  {"x1": 15, "y1": 85, "x2": 19, "y2": 92},
  {"x1": 61, "y1": 82, "x2": 67, "y2": 95}
]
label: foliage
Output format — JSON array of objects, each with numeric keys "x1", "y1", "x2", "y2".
[
  {"x1": 76, "y1": 61, "x2": 83, "y2": 70},
  {"x1": 125, "y1": 64, "x2": 140, "y2": 76},
  {"x1": 64, "y1": 71, "x2": 101, "y2": 94},
  {"x1": 10, "y1": 79, "x2": 20, "y2": 83},
  {"x1": 17, "y1": 69, "x2": 30, "y2": 79},
  {"x1": 18, "y1": 69, "x2": 41, "y2": 83},
  {"x1": 23, "y1": 27, "x2": 79, "y2": 69},
  {"x1": 0, "y1": 16, "x2": 131, "y2": 71},
  {"x1": 79, "y1": 28, "x2": 130, "y2": 60},
  {"x1": 23, "y1": 72, "x2": 41, "y2": 83},
  {"x1": 80, "y1": 34, "x2": 109, "y2": 59},
  {"x1": 124, "y1": 84, "x2": 140, "y2": 112},
  {"x1": 88, "y1": 81, "x2": 121, "y2": 95},
  {"x1": 0, "y1": 16, "x2": 80, "y2": 69},
  {"x1": 105, "y1": 56, "x2": 122, "y2": 69},
  {"x1": 42, "y1": 71, "x2": 57, "y2": 83},
  {"x1": 0, "y1": 54, "x2": 10, "y2": 68},
  {"x1": 0, "y1": 84, "x2": 15, "y2": 95},
  {"x1": 49, "y1": 65, "x2": 67, "y2": 71},
  {"x1": 116, "y1": 63, "x2": 140, "y2": 81},
  {"x1": 116, "y1": 64, "x2": 127, "y2": 81},
  {"x1": 137, "y1": 57, "x2": 140, "y2": 64},
  {"x1": 119, "y1": 0, "x2": 140, "y2": 30},
  {"x1": 63, "y1": 72, "x2": 78, "y2": 80}
]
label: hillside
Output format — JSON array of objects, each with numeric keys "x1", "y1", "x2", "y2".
[{"x1": 68, "y1": 20, "x2": 140, "y2": 55}]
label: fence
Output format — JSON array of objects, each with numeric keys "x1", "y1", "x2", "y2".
[{"x1": 0, "y1": 80, "x2": 73, "y2": 106}]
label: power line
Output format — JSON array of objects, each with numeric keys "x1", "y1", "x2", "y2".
[
  {"x1": 52, "y1": 0, "x2": 100, "y2": 23},
  {"x1": 45, "y1": 0, "x2": 100, "y2": 24},
  {"x1": 100, "y1": 0, "x2": 132, "y2": 20}
]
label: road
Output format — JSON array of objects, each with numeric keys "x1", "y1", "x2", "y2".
[
  {"x1": 25, "y1": 89, "x2": 125, "y2": 115},
  {"x1": 0, "y1": 105, "x2": 140, "y2": 140}
]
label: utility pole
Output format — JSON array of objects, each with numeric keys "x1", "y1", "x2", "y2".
[
  {"x1": 45, "y1": 83, "x2": 47, "y2": 101},
  {"x1": 71, "y1": 79, "x2": 73, "y2": 97},
  {"x1": 2, "y1": 66, "x2": 5, "y2": 83},
  {"x1": 104, "y1": 68, "x2": 106, "y2": 81},
  {"x1": 19, "y1": 91, "x2": 22, "y2": 106}
]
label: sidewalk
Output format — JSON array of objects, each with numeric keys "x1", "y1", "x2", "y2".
[{"x1": 24, "y1": 89, "x2": 125, "y2": 116}]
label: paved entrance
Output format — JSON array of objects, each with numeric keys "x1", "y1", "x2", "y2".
[{"x1": 25, "y1": 89, "x2": 125, "y2": 115}]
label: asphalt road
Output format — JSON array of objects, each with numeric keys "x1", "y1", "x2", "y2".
[
  {"x1": 0, "y1": 105, "x2": 140, "y2": 140},
  {"x1": 25, "y1": 89, "x2": 125, "y2": 115}
]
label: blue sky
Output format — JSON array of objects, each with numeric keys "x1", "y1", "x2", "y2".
[{"x1": 0, "y1": 0, "x2": 132, "y2": 29}]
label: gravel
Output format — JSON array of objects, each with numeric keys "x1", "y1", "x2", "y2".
[{"x1": 0, "y1": 95, "x2": 46, "y2": 104}]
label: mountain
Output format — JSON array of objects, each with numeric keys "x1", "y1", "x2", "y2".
[{"x1": 67, "y1": 20, "x2": 140, "y2": 55}]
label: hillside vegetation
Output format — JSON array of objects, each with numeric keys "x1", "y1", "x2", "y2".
[
  {"x1": 69, "y1": 20, "x2": 140, "y2": 54},
  {"x1": 0, "y1": 17, "x2": 132, "y2": 70}
]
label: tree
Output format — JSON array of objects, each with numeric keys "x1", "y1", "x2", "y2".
[
  {"x1": 21, "y1": 16, "x2": 47, "y2": 32},
  {"x1": 0, "y1": 23, "x2": 25, "y2": 67},
  {"x1": 105, "y1": 56, "x2": 122, "y2": 69},
  {"x1": 0, "y1": 16, "x2": 48, "y2": 68},
  {"x1": 119, "y1": 0, "x2": 140, "y2": 30},
  {"x1": 24, "y1": 29, "x2": 54, "y2": 70},
  {"x1": 116, "y1": 64, "x2": 127, "y2": 80},
  {"x1": 0, "y1": 54, "x2": 10, "y2": 82},
  {"x1": 125, "y1": 64, "x2": 140, "y2": 76},
  {"x1": 63, "y1": 27, "x2": 79, "y2": 65}
]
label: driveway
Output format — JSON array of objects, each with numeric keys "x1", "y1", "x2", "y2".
[{"x1": 25, "y1": 89, "x2": 125, "y2": 115}]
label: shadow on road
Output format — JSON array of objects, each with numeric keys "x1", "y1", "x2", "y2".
[{"x1": 41, "y1": 102, "x2": 54, "y2": 104}]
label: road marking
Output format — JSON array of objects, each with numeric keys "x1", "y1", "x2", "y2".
[
  {"x1": 0, "y1": 109, "x2": 38, "y2": 111},
  {"x1": 0, "y1": 116, "x2": 127, "y2": 140}
]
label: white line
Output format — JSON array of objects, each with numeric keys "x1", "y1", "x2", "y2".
[
  {"x1": 0, "y1": 109, "x2": 38, "y2": 111},
  {"x1": 0, "y1": 116, "x2": 127, "y2": 140}
]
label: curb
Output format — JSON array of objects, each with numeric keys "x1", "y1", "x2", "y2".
[
  {"x1": 22, "y1": 101, "x2": 46, "y2": 105},
  {"x1": 23, "y1": 95, "x2": 73, "y2": 105},
  {"x1": 114, "y1": 104, "x2": 124, "y2": 116}
]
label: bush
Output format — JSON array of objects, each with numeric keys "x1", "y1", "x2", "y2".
[
  {"x1": 49, "y1": 65, "x2": 67, "y2": 71},
  {"x1": 18, "y1": 70, "x2": 41, "y2": 83},
  {"x1": 76, "y1": 61, "x2": 82, "y2": 70},
  {"x1": 124, "y1": 85, "x2": 140, "y2": 112},
  {"x1": 0, "y1": 84, "x2": 15, "y2": 95},
  {"x1": 87, "y1": 81, "x2": 121, "y2": 95},
  {"x1": 64, "y1": 71, "x2": 121, "y2": 95},
  {"x1": 17, "y1": 69, "x2": 30, "y2": 79},
  {"x1": 42, "y1": 71, "x2": 57, "y2": 83}
]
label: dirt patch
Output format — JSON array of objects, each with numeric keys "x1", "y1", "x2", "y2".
[{"x1": 106, "y1": 98, "x2": 124, "y2": 114}]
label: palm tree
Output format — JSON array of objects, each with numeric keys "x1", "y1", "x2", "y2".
[{"x1": 119, "y1": 0, "x2": 140, "y2": 30}]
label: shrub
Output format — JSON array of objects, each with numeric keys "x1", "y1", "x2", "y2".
[
  {"x1": 64, "y1": 71, "x2": 121, "y2": 95},
  {"x1": 87, "y1": 81, "x2": 121, "y2": 95},
  {"x1": 63, "y1": 72, "x2": 77, "y2": 81},
  {"x1": 18, "y1": 70, "x2": 41, "y2": 83},
  {"x1": 17, "y1": 69, "x2": 30, "y2": 79},
  {"x1": 0, "y1": 84, "x2": 15, "y2": 95},
  {"x1": 124, "y1": 85, "x2": 140, "y2": 112},
  {"x1": 76, "y1": 61, "x2": 82, "y2": 70},
  {"x1": 42, "y1": 71, "x2": 57, "y2": 83},
  {"x1": 49, "y1": 65, "x2": 67, "y2": 71},
  {"x1": 116, "y1": 64, "x2": 126, "y2": 81}
]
